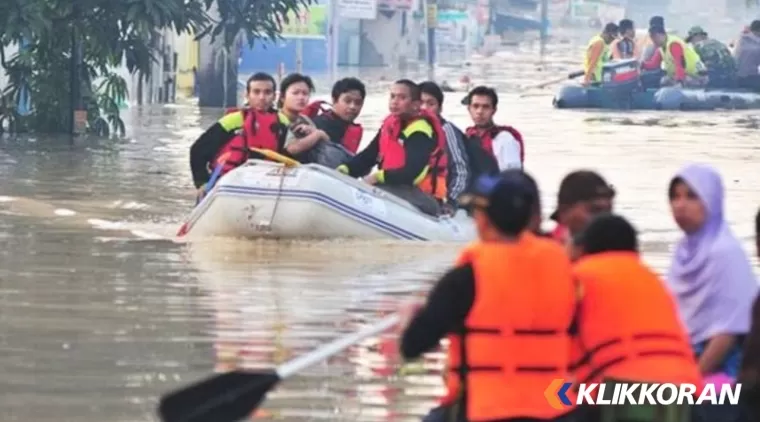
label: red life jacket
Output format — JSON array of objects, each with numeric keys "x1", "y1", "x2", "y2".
[
  {"x1": 377, "y1": 109, "x2": 448, "y2": 200},
  {"x1": 302, "y1": 100, "x2": 363, "y2": 153},
  {"x1": 212, "y1": 109, "x2": 281, "y2": 175},
  {"x1": 465, "y1": 125, "x2": 525, "y2": 164}
]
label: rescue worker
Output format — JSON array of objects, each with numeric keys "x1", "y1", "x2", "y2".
[
  {"x1": 336, "y1": 79, "x2": 447, "y2": 216},
  {"x1": 610, "y1": 19, "x2": 639, "y2": 59},
  {"x1": 572, "y1": 214, "x2": 702, "y2": 422},
  {"x1": 190, "y1": 72, "x2": 281, "y2": 199},
  {"x1": 642, "y1": 25, "x2": 708, "y2": 88},
  {"x1": 686, "y1": 26, "x2": 737, "y2": 89},
  {"x1": 549, "y1": 170, "x2": 614, "y2": 255},
  {"x1": 418, "y1": 81, "x2": 469, "y2": 206},
  {"x1": 734, "y1": 20, "x2": 760, "y2": 91},
  {"x1": 464, "y1": 86, "x2": 523, "y2": 171},
  {"x1": 582, "y1": 23, "x2": 618, "y2": 86},
  {"x1": 399, "y1": 170, "x2": 580, "y2": 422},
  {"x1": 301, "y1": 77, "x2": 366, "y2": 167}
]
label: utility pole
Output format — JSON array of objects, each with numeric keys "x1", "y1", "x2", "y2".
[{"x1": 539, "y1": 0, "x2": 548, "y2": 58}]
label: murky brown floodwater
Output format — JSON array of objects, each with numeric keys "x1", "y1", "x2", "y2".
[{"x1": 1, "y1": 44, "x2": 759, "y2": 421}]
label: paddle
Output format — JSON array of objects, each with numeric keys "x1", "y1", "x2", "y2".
[
  {"x1": 249, "y1": 147, "x2": 300, "y2": 167},
  {"x1": 521, "y1": 70, "x2": 585, "y2": 91},
  {"x1": 157, "y1": 313, "x2": 401, "y2": 422}
]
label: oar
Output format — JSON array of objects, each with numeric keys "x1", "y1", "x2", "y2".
[
  {"x1": 521, "y1": 70, "x2": 585, "y2": 91},
  {"x1": 157, "y1": 313, "x2": 401, "y2": 422},
  {"x1": 249, "y1": 147, "x2": 300, "y2": 167}
]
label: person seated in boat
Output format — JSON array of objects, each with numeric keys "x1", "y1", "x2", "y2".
[
  {"x1": 571, "y1": 214, "x2": 702, "y2": 422},
  {"x1": 336, "y1": 79, "x2": 448, "y2": 217},
  {"x1": 734, "y1": 20, "x2": 760, "y2": 91},
  {"x1": 190, "y1": 72, "x2": 279, "y2": 198},
  {"x1": 639, "y1": 16, "x2": 664, "y2": 62},
  {"x1": 610, "y1": 19, "x2": 639, "y2": 59},
  {"x1": 686, "y1": 26, "x2": 737, "y2": 89},
  {"x1": 399, "y1": 170, "x2": 581, "y2": 422},
  {"x1": 582, "y1": 22, "x2": 619, "y2": 86},
  {"x1": 300, "y1": 77, "x2": 366, "y2": 168},
  {"x1": 418, "y1": 81, "x2": 469, "y2": 206},
  {"x1": 463, "y1": 86, "x2": 522, "y2": 172},
  {"x1": 549, "y1": 170, "x2": 614, "y2": 258},
  {"x1": 277, "y1": 73, "x2": 332, "y2": 161},
  {"x1": 643, "y1": 25, "x2": 708, "y2": 88}
]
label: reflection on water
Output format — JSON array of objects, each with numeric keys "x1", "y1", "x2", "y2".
[{"x1": 1, "y1": 46, "x2": 759, "y2": 421}]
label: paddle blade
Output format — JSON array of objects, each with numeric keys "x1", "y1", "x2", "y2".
[{"x1": 158, "y1": 370, "x2": 280, "y2": 422}]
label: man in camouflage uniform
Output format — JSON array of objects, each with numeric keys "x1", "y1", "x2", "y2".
[{"x1": 686, "y1": 26, "x2": 738, "y2": 88}]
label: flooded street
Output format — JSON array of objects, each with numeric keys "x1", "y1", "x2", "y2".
[{"x1": 1, "y1": 49, "x2": 759, "y2": 421}]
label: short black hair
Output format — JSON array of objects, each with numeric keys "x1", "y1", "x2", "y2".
[
  {"x1": 394, "y1": 79, "x2": 421, "y2": 101},
  {"x1": 755, "y1": 206, "x2": 760, "y2": 236},
  {"x1": 649, "y1": 16, "x2": 664, "y2": 27},
  {"x1": 649, "y1": 25, "x2": 666, "y2": 36},
  {"x1": 578, "y1": 214, "x2": 638, "y2": 254},
  {"x1": 246, "y1": 72, "x2": 276, "y2": 93},
  {"x1": 331, "y1": 77, "x2": 366, "y2": 102},
  {"x1": 603, "y1": 22, "x2": 619, "y2": 34},
  {"x1": 751, "y1": 20, "x2": 760, "y2": 33},
  {"x1": 280, "y1": 73, "x2": 315, "y2": 96},
  {"x1": 619, "y1": 19, "x2": 634, "y2": 32},
  {"x1": 418, "y1": 81, "x2": 444, "y2": 109},
  {"x1": 465, "y1": 85, "x2": 498, "y2": 108}
]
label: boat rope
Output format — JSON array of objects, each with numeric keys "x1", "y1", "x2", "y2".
[{"x1": 268, "y1": 166, "x2": 288, "y2": 228}]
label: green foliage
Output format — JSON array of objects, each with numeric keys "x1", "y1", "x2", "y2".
[{"x1": 0, "y1": 0, "x2": 314, "y2": 135}]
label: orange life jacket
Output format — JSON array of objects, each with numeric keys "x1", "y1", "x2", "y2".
[
  {"x1": 212, "y1": 109, "x2": 282, "y2": 175},
  {"x1": 466, "y1": 125, "x2": 525, "y2": 164},
  {"x1": 444, "y1": 235, "x2": 577, "y2": 420},
  {"x1": 377, "y1": 110, "x2": 448, "y2": 200},
  {"x1": 572, "y1": 252, "x2": 702, "y2": 387},
  {"x1": 302, "y1": 100, "x2": 363, "y2": 153}
]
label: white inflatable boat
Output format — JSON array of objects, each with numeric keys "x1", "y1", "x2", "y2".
[{"x1": 177, "y1": 160, "x2": 475, "y2": 241}]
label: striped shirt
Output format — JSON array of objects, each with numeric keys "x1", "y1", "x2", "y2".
[{"x1": 441, "y1": 119, "x2": 470, "y2": 203}]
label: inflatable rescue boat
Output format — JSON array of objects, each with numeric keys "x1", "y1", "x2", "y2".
[
  {"x1": 553, "y1": 59, "x2": 760, "y2": 111},
  {"x1": 177, "y1": 160, "x2": 475, "y2": 241}
]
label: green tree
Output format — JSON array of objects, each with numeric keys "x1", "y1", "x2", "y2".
[{"x1": 0, "y1": 0, "x2": 312, "y2": 136}]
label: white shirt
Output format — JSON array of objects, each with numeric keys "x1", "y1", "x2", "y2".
[{"x1": 491, "y1": 131, "x2": 523, "y2": 170}]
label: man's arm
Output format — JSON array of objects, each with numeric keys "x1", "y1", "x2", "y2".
[
  {"x1": 491, "y1": 131, "x2": 522, "y2": 170},
  {"x1": 669, "y1": 42, "x2": 687, "y2": 80},
  {"x1": 379, "y1": 131, "x2": 436, "y2": 185},
  {"x1": 400, "y1": 264, "x2": 475, "y2": 360},
  {"x1": 339, "y1": 131, "x2": 380, "y2": 177},
  {"x1": 641, "y1": 48, "x2": 663, "y2": 70},
  {"x1": 584, "y1": 40, "x2": 605, "y2": 84},
  {"x1": 189, "y1": 112, "x2": 243, "y2": 188},
  {"x1": 443, "y1": 122, "x2": 470, "y2": 201}
]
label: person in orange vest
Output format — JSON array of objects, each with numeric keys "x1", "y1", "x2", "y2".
[
  {"x1": 571, "y1": 213, "x2": 702, "y2": 421},
  {"x1": 399, "y1": 170, "x2": 580, "y2": 422},
  {"x1": 337, "y1": 79, "x2": 448, "y2": 216},
  {"x1": 549, "y1": 170, "x2": 614, "y2": 255},
  {"x1": 463, "y1": 86, "x2": 524, "y2": 171}
]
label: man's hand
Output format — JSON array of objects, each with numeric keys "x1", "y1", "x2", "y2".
[
  {"x1": 291, "y1": 123, "x2": 314, "y2": 137},
  {"x1": 363, "y1": 173, "x2": 379, "y2": 185},
  {"x1": 196, "y1": 185, "x2": 207, "y2": 202}
]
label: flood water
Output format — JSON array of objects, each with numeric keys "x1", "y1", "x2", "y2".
[{"x1": 1, "y1": 46, "x2": 759, "y2": 421}]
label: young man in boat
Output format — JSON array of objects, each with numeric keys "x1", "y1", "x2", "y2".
[
  {"x1": 304, "y1": 77, "x2": 366, "y2": 155},
  {"x1": 685, "y1": 25, "x2": 737, "y2": 89},
  {"x1": 398, "y1": 170, "x2": 580, "y2": 422},
  {"x1": 189, "y1": 72, "x2": 278, "y2": 199},
  {"x1": 418, "y1": 81, "x2": 470, "y2": 206},
  {"x1": 582, "y1": 23, "x2": 619, "y2": 86},
  {"x1": 549, "y1": 170, "x2": 614, "y2": 258},
  {"x1": 464, "y1": 86, "x2": 523, "y2": 171},
  {"x1": 336, "y1": 79, "x2": 448, "y2": 216},
  {"x1": 610, "y1": 19, "x2": 639, "y2": 59},
  {"x1": 642, "y1": 25, "x2": 708, "y2": 88}
]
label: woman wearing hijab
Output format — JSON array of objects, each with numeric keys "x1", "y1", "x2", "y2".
[{"x1": 667, "y1": 163, "x2": 757, "y2": 421}]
